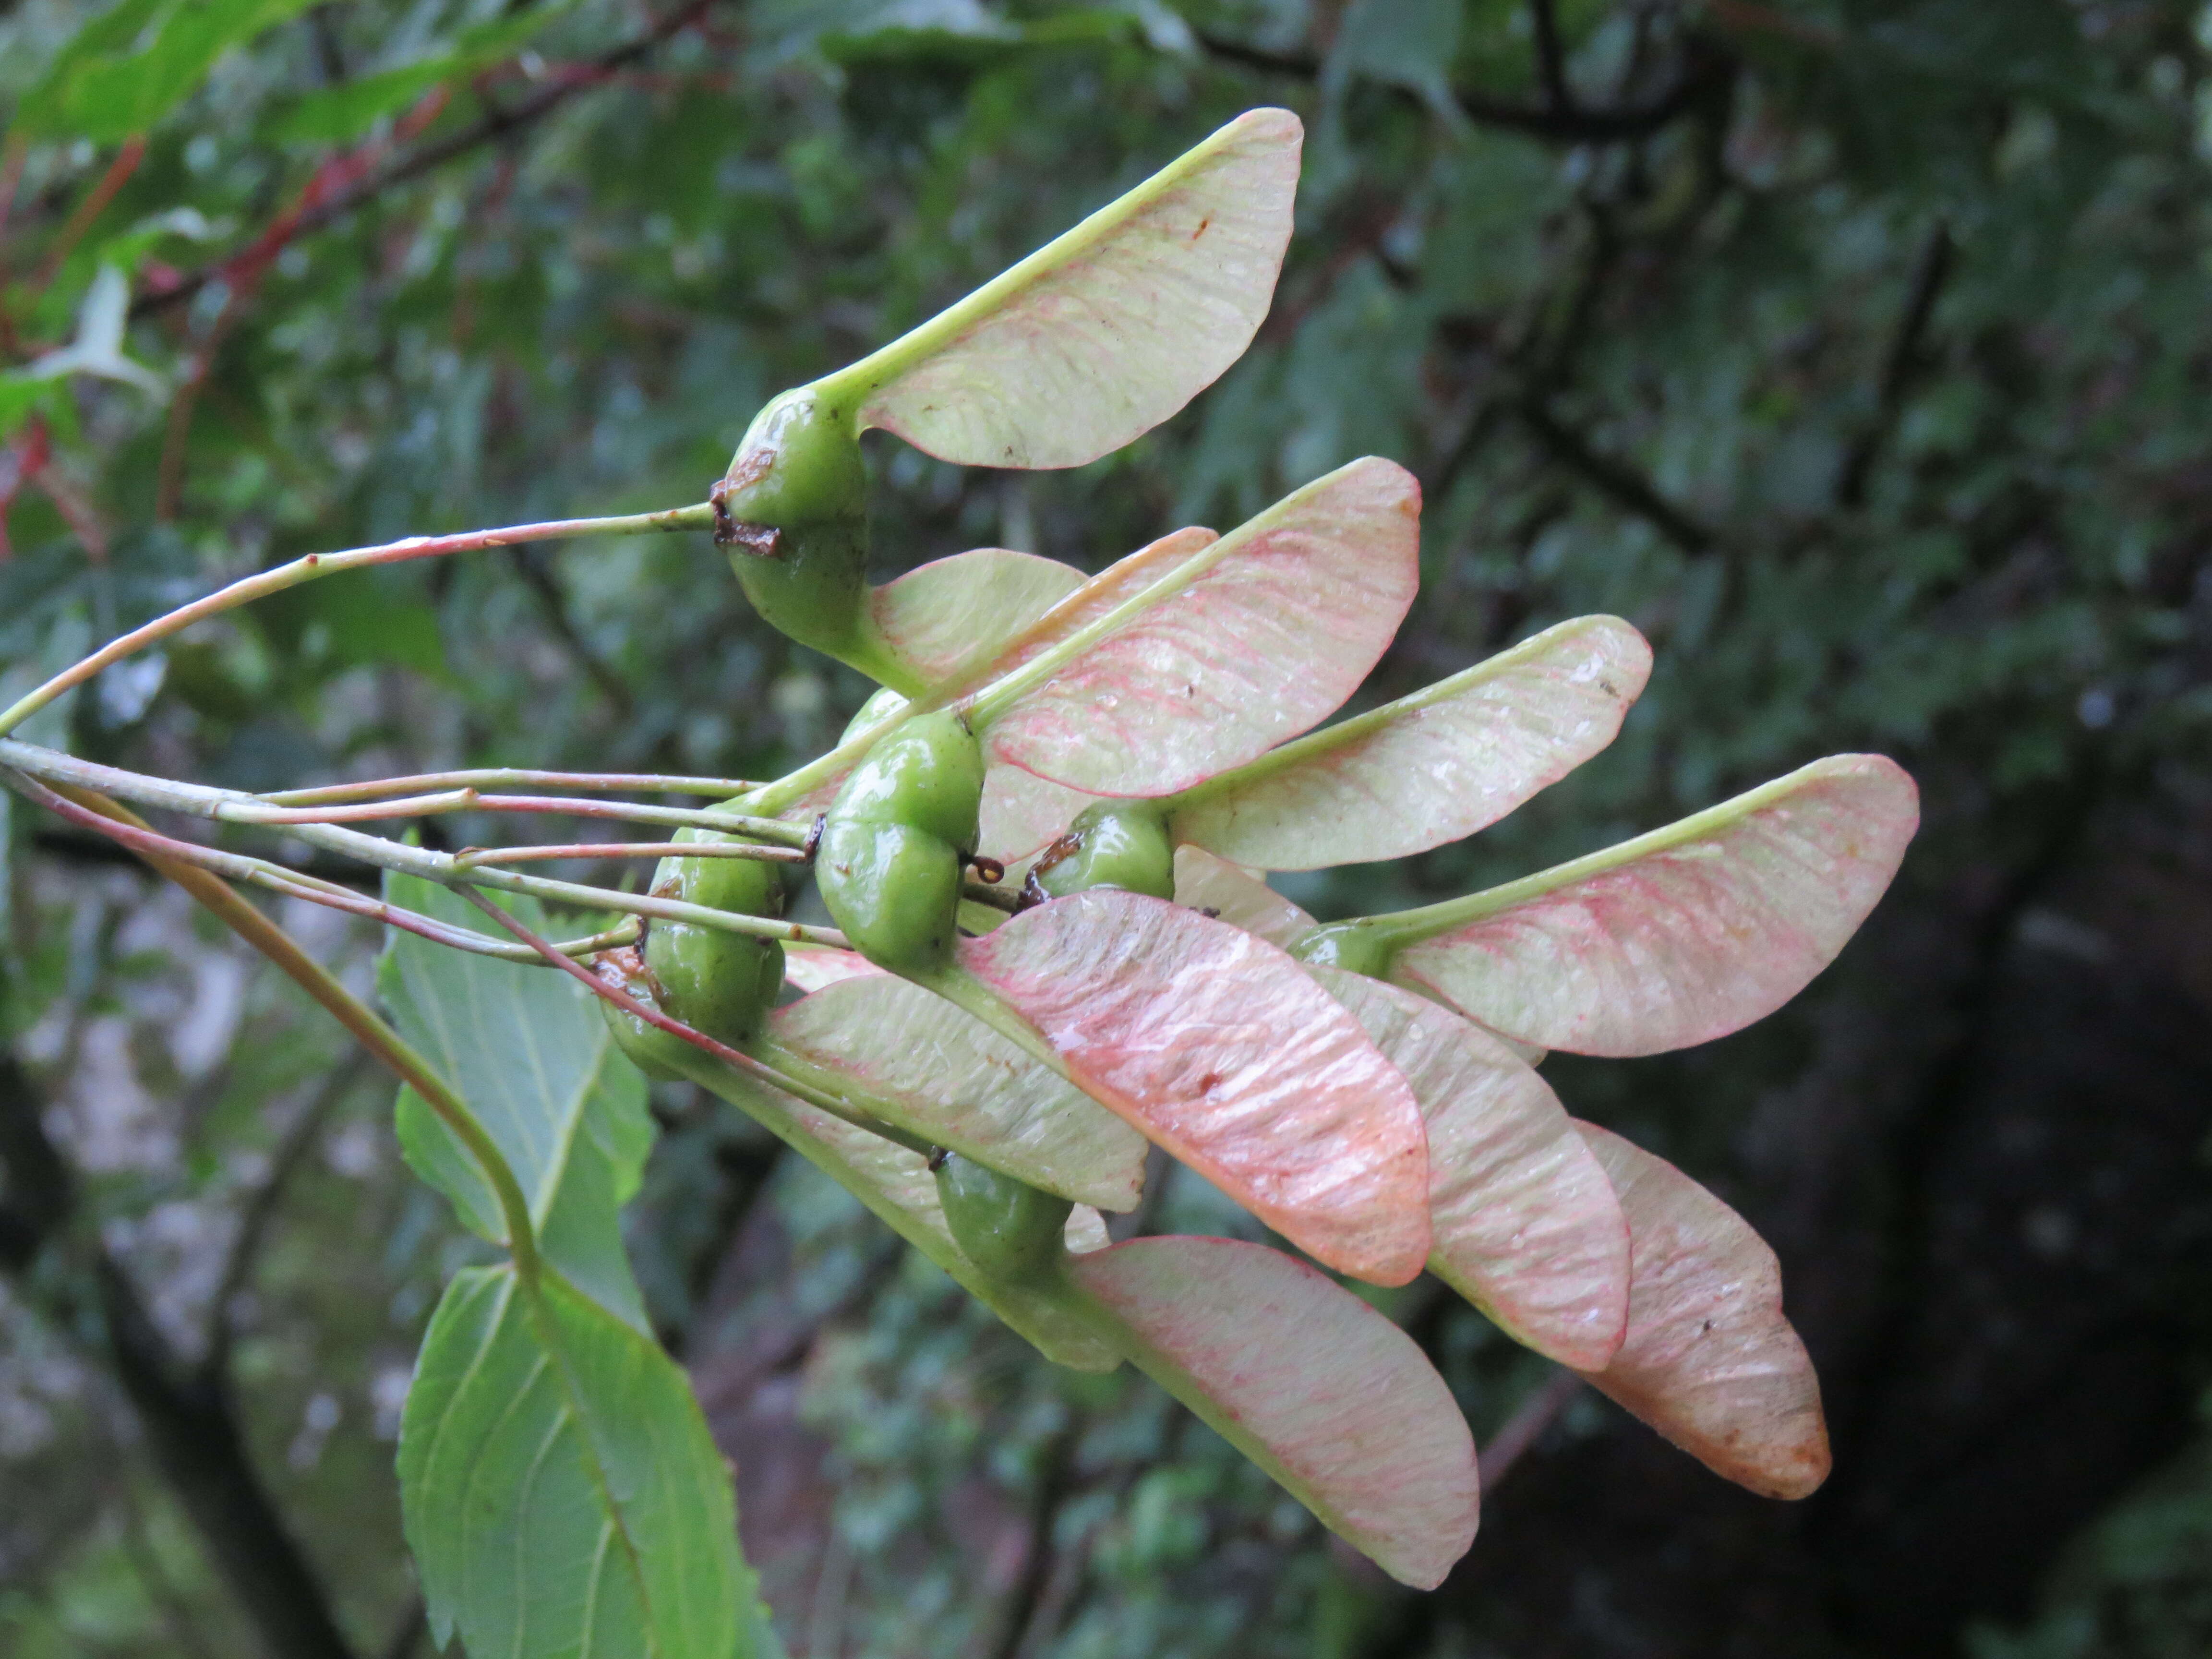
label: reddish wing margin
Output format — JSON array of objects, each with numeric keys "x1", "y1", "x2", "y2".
[{"x1": 1571, "y1": 1121, "x2": 1831, "y2": 1499}]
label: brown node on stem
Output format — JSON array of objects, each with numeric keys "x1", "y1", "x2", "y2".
[
  {"x1": 1014, "y1": 827, "x2": 1085, "y2": 912},
  {"x1": 707, "y1": 474, "x2": 782, "y2": 556}
]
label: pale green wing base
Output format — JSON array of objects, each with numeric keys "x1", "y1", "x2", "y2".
[{"x1": 1169, "y1": 615, "x2": 1652, "y2": 871}]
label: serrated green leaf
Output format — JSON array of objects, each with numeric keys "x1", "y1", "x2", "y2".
[
  {"x1": 378, "y1": 873, "x2": 655, "y2": 1329},
  {"x1": 399, "y1": 1263, "x2": 781, "y2": 1659}
]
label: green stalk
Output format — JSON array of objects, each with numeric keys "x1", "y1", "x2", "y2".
[
  {"x1": 0, "y1": 504, "x2": 713, "y2": 741},
  {"x1": 53, "y1": 783, "x2": 541, "y2": 1280},
  {"x1": 1317, "y1": 761, "x2": 1839, "y2": 958},
  {"x1": 0, "y1": 741, "x2": 846, "y2": 949}
]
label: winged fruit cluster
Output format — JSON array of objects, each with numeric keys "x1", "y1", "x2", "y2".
[{"x1": 592, "y1": 108, "x2": 1922, "y2": 1591}]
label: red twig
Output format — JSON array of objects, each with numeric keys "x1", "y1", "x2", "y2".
[
  {"x1": 28, "y1": 136, "x2": 146, "y2": 300},
  {"x1": 134, "y1": 0, "x2": 717, "y2": 325},
  {"x1": 1477, "y1": 1370, "x2": 1583, "y2": 1490},
  {"x1": 156, "y1": 89, "x2": 452, "y2": 519},
  {"x1": 262, "y1": 768, "x2": 760, "y2": 805},
  {"x1": 0, "y1": 419, "x2": 52, "y2": 561}
]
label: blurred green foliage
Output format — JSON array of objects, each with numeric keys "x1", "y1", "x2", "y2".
[{"x1": 0, "y1": 0, "x2": 2207, "y2": 1655}]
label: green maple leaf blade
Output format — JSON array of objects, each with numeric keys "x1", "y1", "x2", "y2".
[
  {"x1": 378, "y1": 873, "x2": 655, "y2": 1329},
  {"x1": 398, "y1": 1264, "x2": 780, "y2": 1659}
]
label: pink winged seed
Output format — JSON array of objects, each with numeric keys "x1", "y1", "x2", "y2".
[
  {"x1": 958, "y1": 890, "x2": 1431, "y2": 1285},
  {"x1": 1570, "y1": 1121, "x2": 1830, "y2": 1500},
  {"x1": 1170, "y1": 845, "x2": 1317, "y2": 947},
  {"x1": 979, "y1": 762, "x2": 1099, "y2": 863},
  {"x1": 870, "y1": 547, "x2": 1088, "y2": 685},
  {"x1": 1394, "y1": 755, "x2": 1921, "y2": 1057},
  {"x1": 767, "y1": 975, "x2": 1149, "y2": 1212},
  {"x1": 985, "y1": 460, "x2": 1422, "y2": 798},
  {"x1": 1071, "y1": 1235, "x2": 1479, "y2": 1588},
  {"x1": 1175, "y1": 614, "x2": 1653, "y2": 872},
  {"x1": 1309, "y1": 967, "x2": 1630, "y2": 1371},
  {"x1": 782, "y1": 943, "x2": 890, "y2": 994}
]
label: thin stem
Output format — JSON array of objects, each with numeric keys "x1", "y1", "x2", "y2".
[
  {"x1": 453, "y1": 841, "x2": 806, "y2": 869},
  {"x1": 458, "y1": 891, "x2": 933, "y2": 1158},
  {"x1": 5, "y1": 767, "x2": 633, "y2": 964},
  {"x1": 962, "y1": 880, "x2": 1021, "y2": 914},
  {"x1": 29, "y1": 136, "x2": 147, "y2": 299},
  {"x1": 233, "y1": 789, "x2": 810, "y2": 844},
  {"x1": 262, "y1": 768, "x2": 762, "y2": 805},
  {"x1": 0, "y1": 740, "x2": 847, "y2": 947},
  {"x1": 48, "y1": 783, "x2": 540, "y2": 1279},
  {"x1": 0, "y1": 504, "x2": 715, "y2": 740}
]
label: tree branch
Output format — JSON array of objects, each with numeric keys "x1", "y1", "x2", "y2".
[
  {"x1": 1835, "y1": 218, "x2": 1954, "y2": 509},
  {"x1": 132, "y1": 0, "x2": 718, "y2": 323},
  {"x1": 1516, "y1": 396, "x2": 1719, "y2": 556},
  {"x1": 1193, "y1": 27, "x2": 1734, "y2": 145},
  {"x1": 1530, "y1": 0, "x2": 1575, "y2": 115},
  {"x1": 0, "y1": 1056, "x2": 361, "y2": 1659},
  {"x1": 206, "y1": 1054, "x2": 373, "y2": 1379}
]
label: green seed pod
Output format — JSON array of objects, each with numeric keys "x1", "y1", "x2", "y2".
[
  {"x1": 815, "y1": 709, "x2": 984, "y2": 975},
  {"x1": 841, "y1": 685, "x2": 908, "y2": 745},
  {"x1": 716, "y1": 390, "x2": 871, "y2": 660},
  {"x1": 1031, "y1": 800, "x2": 1175, "y2": 902},
  {"x1": 1287, "y1": 918, "x2": 1398, "y2": 979},
  {"x1": 933, "y1": 1152, "x2": 1073, "y2": 1283},
  {"x1": 830, "y1": 709, "x2": 984, "y2": 849},
  {"x1": 596, "y1": 945, "x2": 697, "y2": 1081},
  {"x1": 642, "y1": 830, "x2": 787, "y2": 1047},
  {"x1": 816, "y1": 818, "x2": 963, "y2": 976}
]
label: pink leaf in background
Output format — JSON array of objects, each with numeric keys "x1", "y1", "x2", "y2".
[
  {"x1": 958, "y1": 890, "x2": 1431, "y2": 1285},
  {"x1": 1072, "y1": 1235, "x2": 1479, "y2": 1588},
  {"x1": 1569, "y1": 1121, "x2": 1829, "y2": 1499}
]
